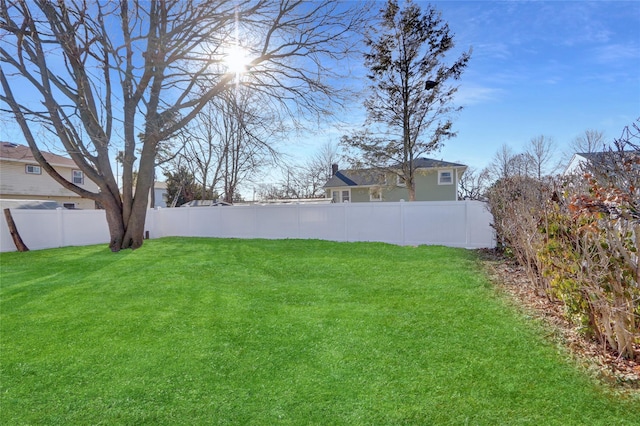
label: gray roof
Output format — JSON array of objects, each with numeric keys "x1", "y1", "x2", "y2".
[
  {"x1": 324, "y1": 158, "x2": 466, "y2": 188},
  {"x1": 0, "y1": 199, "x2": 62, "y2": 210},
  {"x1": 411, "y1": 158, "x2": 466, "y2": 169},
  {"x1": 324, "y1": 169, "x2": 385, "y2": 187},
  {"x1": 0, "y1": 142, "x2": 77, "y2": 167}
]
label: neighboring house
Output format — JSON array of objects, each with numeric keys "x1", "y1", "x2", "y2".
[
  {"x1": 323, "y1": 158, "x2": 467, "y2": 202},
  {"x1": 564, "y1": 151, "x2": 639, "y2": 175},
  {"x1": 153, "y1": 181, "x2": 168, "y2": 208},
  {"x1": 0, "y1": 142, "x2": 100, "y2": 209}
]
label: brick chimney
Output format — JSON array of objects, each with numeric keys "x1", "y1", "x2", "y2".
[{"x1": 331, "y1": 163, "x2": 338, "y2": 176}]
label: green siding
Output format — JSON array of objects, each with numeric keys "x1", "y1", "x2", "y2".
[
  {"x1": 380, "y1": 185, "x2": 409, "y2": 202},
  {"x1": 350, "y1": 187, "x2": 370, "y2": 202},
  {"x1": 325, "y1": 168, "x2": 461, "y2": 202},
  {"x1": 379, "y1": 170, "x2": 457, "y2": 202},
  {"x1": 414, "y1": 170, "x2": 457, "y2": 201}
]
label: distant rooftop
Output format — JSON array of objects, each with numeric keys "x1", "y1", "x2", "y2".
[
  {"x1": 324, "y1": 157, "x2": 467, "y2": 188},
  {"x1": 0, "y1": 142, "x2": 77, "y2": 168}
]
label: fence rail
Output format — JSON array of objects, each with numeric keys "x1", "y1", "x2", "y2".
[{"x1": 1, "y1": 201, "x2": 495, "y2": 252}]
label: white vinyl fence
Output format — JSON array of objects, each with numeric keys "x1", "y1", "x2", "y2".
[{"x1": 1, "y1": 201, "x2": 495, "y2": 252}]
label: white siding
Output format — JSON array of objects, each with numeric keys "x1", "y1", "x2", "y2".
[{"x1": 0, "y1": 160, "x2": 99, "y2": 208}]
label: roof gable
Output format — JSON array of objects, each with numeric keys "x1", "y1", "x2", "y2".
[
  {"x1": 0, "y1": 142, "x2": 77, "y2": 168},
  {"x1": 564, "y1": 150, "x2": 639, "y2": 175}
]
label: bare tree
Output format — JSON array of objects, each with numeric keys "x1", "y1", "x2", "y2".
[
  {"x1": 457, "y1": 166, "x2": 490, "y2": 200},
  {"x1": 174, "y1": 102, "x2": 224, "y2": 201},
  {"x1": 168, "y1": 87, "x2": 280, "y2": 203},
  {"x1": 255, "y1": 182, "x2": 286, "y2": 201},
  {"x1": 526, "y1": 135, "x2": 559, "y2": 179},
  {"x1": 299, "y1": 141, "x2": 340, "y2": 198},
  {"x1": 219, "y1": 88, "x2": 281, "y2": 203},
  {"x1": 0, "y1": 0, "x2": 368, "y2": 251},
  {"x1": 570, "y1": 129, "x2": 606, "y2": 154},
  {"x1": 256, "y1": 141, "x2": 340, "y2": 200},
  {"x1": 510, "y1": 152, "x2": 537, "y2": 178},
  {"x1": 487, "y1": 143, "x2": 549, "y2": 183},
  {"x1": 486, "y1": 144, "x2": 516, "y2": 181}
]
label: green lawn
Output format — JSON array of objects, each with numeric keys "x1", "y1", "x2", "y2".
[{"x1": 1, "y1": 237, "x2": 638, "y2": 425}]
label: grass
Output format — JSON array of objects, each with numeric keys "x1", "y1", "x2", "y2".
[{"x1": 1, "y1": 237, "x2": 638, "y2": 425}]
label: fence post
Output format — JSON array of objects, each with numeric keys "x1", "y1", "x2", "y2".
[
  {"x1": 343, "y1": 202, "x2": 348, "y2": 242},
  {"x1": 296, "y1": 202, "x2": 301, "y2": 239},
  {"x1": 465, "y1": 201, "x2": 470, "y2": 247},
  {"x1": 400, "y1": 200, "x2": 406, "y2": 245},
  {"x1": 57, "y1": 207, "x2": 65, "y2": 248},
  {"x1": 254, "y1": 203, "x2": 259, "y2": 238}
]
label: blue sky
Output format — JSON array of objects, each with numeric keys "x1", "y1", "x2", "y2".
[
  {"x1": 2, "y1": 1, "x2": 638, "y2": 189},
  {"x1": 291, "y1": 0, "x2": 640, "y2": 177},
  {"x1": 415, "y1": 0, "x2": 640, "y2": 170}
]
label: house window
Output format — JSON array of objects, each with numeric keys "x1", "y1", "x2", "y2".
[
  {"x1": 369, "y1": 187, "x2": 382, "y2": 202},
  {"x1": 26, "y1": 164, "x2": 41, "y2": 175},
  {"x1": 396, "y1": 175, "x2": 406, "y2": 187},
  {"x1": 63, "y1": 203, "x2": 76, "y2": 209},
  {"x1": 438, "y1": 170, "x2": 453, "y2": 185},
  {"x1": 72, "y1": 170, "x2": 84, "y2": 185},
  {"x1": 332, "y1": 189, "x2": 351, "y2": 203}
]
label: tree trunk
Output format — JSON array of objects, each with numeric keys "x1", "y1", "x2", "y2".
[
  {"x1": 122, "y1": 201, "x2": 148, "y2": 250},
  {"x1": 408, "y1": 179, "x2": 416, "y2": 201},
  {"x1": 101, "y1": 195, "x2": 125, "y2": 252},
  {"x1": 120, "y1": 143, "x2": 157, "y2": 250},
  {"x1": 102, "y1": 196, "x2": 148, "y2": 252},
  {"x1": 98, "y1": 178, "x2": 150, "y2": 252}
]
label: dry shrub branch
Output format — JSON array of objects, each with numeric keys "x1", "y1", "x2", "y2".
[{"x1": 487, "y1": 120, "x2": 639, "y2": 361}]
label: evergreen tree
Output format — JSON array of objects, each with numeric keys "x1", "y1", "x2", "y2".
[{"x1": 343, "y1": 0, "x2": 471, "y2": 200}]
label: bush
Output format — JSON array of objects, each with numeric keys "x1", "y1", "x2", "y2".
[{"x1": 487, "y1": 121, "x2": 639, "y2": 360}]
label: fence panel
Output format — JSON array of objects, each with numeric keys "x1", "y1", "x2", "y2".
[
  {"x1": 1, "y1": 201, "x2": 495, "y2": 252},
  {"x1": 0, "y1": 208, "x2": 109, "y2": 252},
  {"x1": 345, "y1": 203, "x2": 404, "y2": 244},
  {"x1": 253, "y1": 205, "x2": 300, "y2": 239},
  {"x1": 466, "y1": 202, "x2": 496, "y2": 248},
  {"x1": 298, "y1": 204, "x2": 346, "y2": 241},
  {"x1": 211, "y1": 206, "x2": 257, "y2": 238},
  {"x1": 403, "y1": 201, "x2": 467, "y2": 247}
]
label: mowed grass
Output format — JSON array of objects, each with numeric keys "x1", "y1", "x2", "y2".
[{"x1": 1, "y1": 238, "x2": 638, "y2": 425}]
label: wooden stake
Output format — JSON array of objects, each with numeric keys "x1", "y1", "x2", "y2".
[{"x1": 3, "y1": 208, "x2": 29, "y2": 252}]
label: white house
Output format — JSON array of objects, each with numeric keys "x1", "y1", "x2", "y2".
[
  {"x1": 153, "y1": 181, "x2": 168, "y2": 208},
  {"x1": 0, "y1": 142, "x2": 100, "y2": 209},
  {"x1": 564, "y1": 150, "x2": 639, "y2": 175}
]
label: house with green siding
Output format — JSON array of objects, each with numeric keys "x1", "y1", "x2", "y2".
[{"x1": 323, "y1": 158, "x2": 467, "y2": 203}]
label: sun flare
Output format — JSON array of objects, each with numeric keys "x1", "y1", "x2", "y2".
[{"x1": 224, "y1": 45, "x2": 250, "y2": 75}]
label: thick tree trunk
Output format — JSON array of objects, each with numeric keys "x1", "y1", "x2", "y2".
[
  {"x1": 120, "y1": 144, "x2": 157, "y2": 250},
  {"x1": 101, "y1": 196, "x2": 125, "y2": 252},
  {"x1": 122, "y1": 199, "x2": 149, "y2": 250},
  {"x1": 103, "y1": 196, "x2": 148, "y2": 252}
]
